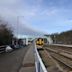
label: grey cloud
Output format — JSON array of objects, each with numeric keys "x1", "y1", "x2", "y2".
[
  {"x1": 0, "y1": 0, "x2": 45, "y2": 37},
  {"x1": 5, "y1": 18, "x2": 44, "y2": 36},
  {"x1": 13, "y1": 23, "x2": 44, "y2": 36}
]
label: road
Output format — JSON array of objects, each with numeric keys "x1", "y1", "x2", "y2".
[{"x1": 0, "y1": 46, "x2": 29, "y2": 72}]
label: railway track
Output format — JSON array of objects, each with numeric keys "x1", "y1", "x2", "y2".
[
  {"x1": 44, "y1": 44, "x2": 72, "y2": 54},
  {"x1": 37, "y1": 48, "x2": 63, "y2": 72},
  {"x1": 44, "y1": 44, "x2": 72, "y2": 72}
]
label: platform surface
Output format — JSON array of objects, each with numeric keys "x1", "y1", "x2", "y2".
[{"x1": 19, "y1": 44, "x2": 35, "y2": 72}]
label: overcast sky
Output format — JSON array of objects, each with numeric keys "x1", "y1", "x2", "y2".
[{"x1": 0, "y1": 0, "x2": 72, "y2": 37}]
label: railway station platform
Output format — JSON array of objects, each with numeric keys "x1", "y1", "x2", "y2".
[{"x1": 19, "y1": 45, "x2": 35, "y2": 72}]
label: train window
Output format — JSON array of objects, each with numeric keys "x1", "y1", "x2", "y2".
[
  {"x1": 37, "y1": 38, "x2": 40, "y2": 41},
  {"x1": 42, "y1": 39, "x2": 43, "y2": 41}
]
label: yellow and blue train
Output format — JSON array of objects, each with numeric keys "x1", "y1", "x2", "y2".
[{"x1": 36, "y1": 37, "x2": 49, "y2": 48}]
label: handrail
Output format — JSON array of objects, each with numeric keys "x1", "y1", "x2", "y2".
[
  {"x1": 34, "y1": 43, "x2": 48, "y2": 72},
  {"x1": 0, "y1": 45, "x2": 6, "y2": 48},
  {"x1": 0, "y1": 45, "x2": 6, "y2": 53}
]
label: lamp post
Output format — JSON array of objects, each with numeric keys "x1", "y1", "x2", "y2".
[
  {"x1": 16, "y1": 16, "x2": 24, "y2": 46},
  {"x1": 17, "y1": 16, "x2": 24, "y2": 38}
]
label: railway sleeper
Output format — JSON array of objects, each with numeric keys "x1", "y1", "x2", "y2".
[{"x1": 46, "y1": 48, "x2": 72, "y2": 59}]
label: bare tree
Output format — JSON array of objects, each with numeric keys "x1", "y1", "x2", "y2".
[{"x1": 0, "y1": 23, "x2": 13, "y2": 45}]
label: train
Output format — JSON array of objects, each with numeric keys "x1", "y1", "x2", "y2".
[{"x1": 36, "y1": 36, "x2": 53, "y2": 48}]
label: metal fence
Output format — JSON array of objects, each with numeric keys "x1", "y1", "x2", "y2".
[
  {"x1": 0, "y1": 46, "x2": 6, "y2": 53},
  {"x1": 34, "y1": 44, "x2": 48, "y2": 72}
]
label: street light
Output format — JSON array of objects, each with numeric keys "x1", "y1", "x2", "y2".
[
  {"x1": 16, "y1": 16, "x2": 24, "y2": 46},
  {"x1": 17, "y1": 16, "x2": 24, "y2": 38}
]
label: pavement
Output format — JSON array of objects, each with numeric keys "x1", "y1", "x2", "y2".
[
  {"x1": 0, "y1": 46, "x2": 29, "y2": 72},
  {"x1": 0, "y1": 44, "x2": 35, "y2": 72},
  {"x1": 19, "y1": 44, "x2": 35, "y2": 72}
]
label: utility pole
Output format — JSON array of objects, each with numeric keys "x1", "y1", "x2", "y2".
[
  {"x1": 16, "y1": 16, "x2": 19, "y2": 46},
  {"x1": 16, "y1": 16, "x2": 24, "y2": 45}
]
